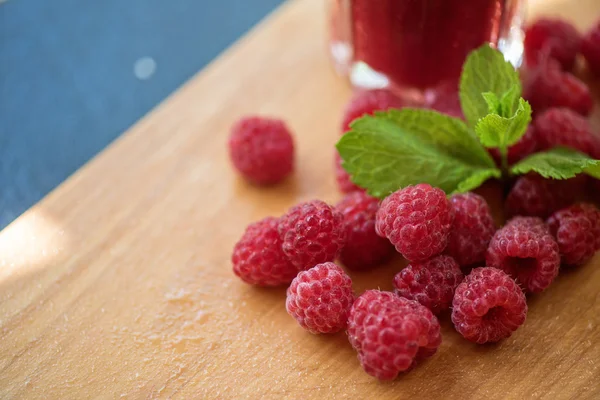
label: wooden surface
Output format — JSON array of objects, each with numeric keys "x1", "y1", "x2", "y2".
[{"x1": 2, "y1": 0, "x2": 600, "y2": 398}]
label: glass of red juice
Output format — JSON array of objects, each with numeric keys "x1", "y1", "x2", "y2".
[{"x1": 329, "y1": 0, "x2": 525, "y2": 104}]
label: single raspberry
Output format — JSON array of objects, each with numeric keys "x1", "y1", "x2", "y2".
[
  {"x1": 505, "y1": 174, "x2": 585, "y2": 219},
  {"x1": 524, "y1": 18, "x2": 581, "y2": 70},
  {"x1": 232, "y1": 217, "x2": 298, "y2": 286},
  {"x1": 486, "y1": 216, "x2": 560, "y2": 293},
  {"x1": 534, "y1": 108, "x2": 600, "y2": 158},
  {"x1": 393, "y1": 255, "x2": 463, "y2": 314},
  {"x1": 228, "y1": 116, "x2": 294, "y2": 185},
  {"x1": 446, "y1": 193, "x2": 496, "y2": 267},
  {"x1": 376, "y1": 184, "x2": 453, "y2": 262},
  {"x1": 347, "y1": 290, "x2": 441, "y2": 380},
  {"x1": 341, "y1": 89, "x2": 404, "y2": 132},
  {"x1": 334, "y1": 152, "x2": 363, "y2": 193},
  {"x1": 452, "y1": 267, "x2": 527, "y2": 344},
  {"x1": 489, "y1": 126, "x2": 538, "y2": 166},
  {"x1": 285, "y1": 263, "x2": 355, "y2": 334},
  {"x1": 278, "y1": 200, "x2": 346, "y2": 271},
  {"x1": 336, "y1": 192, "x2": 395, "y2": 270},
  {"x1": 582, "y1": 22, "x2": 600, "y2": 76},
  {"x1": 523, "y1": 58, "x2": 593, "y2": 116},
  {"x1": 547, "y1": 203, "x2": 600, "y2": 266}
]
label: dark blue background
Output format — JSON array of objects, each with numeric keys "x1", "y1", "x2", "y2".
[{"x1": 0, "y1": 0, "x2": 284, "y2": 228}]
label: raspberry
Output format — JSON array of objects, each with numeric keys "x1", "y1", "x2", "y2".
[
  {"x1": 426, "y1": 84, "x2": 464, "y2": 119},
  {"x1": 505, "y1": 174, "x2": 584, "y2": 219},
  {"x1": 523, "y1": 58, "x2": 593, "y2": 116},
  {"x1": 582, "y1": 21, "x2": 600, "y2": 76},
  {"x1": 446, "y1": 193, "x2": 497, "y2": 267},
  {"x1": 547, "y1": 203, "x2": 600, "y2": 266},
  {"x1": 278, "y1": 200, "x2": 346, "y2": 271},
  {"x1": 347, "y1": 290, "x2": 441, "y2": 380},
  {"x1": 232, "y1": 217, "x2": 298, "y2": 286},
  {"x1": 486, "y1": 216, "x2": 560, "y2": 293},
  {"x1": 334, "y1": 152, "x2": 363, "y2": 193},
  {"x1": 376, "y1": 184, "x2": 454, "y2": 262},
  {"x1": 489, "y1": 126, "x2": 538, "y2": 166},
  {"x1": 341, "y1": 89, "x2": 404, "y2": 132},
  {"x1": 228, "y1": 116, "x2": 294, "y2": 185},
  {"x1": 393, "y1": 255, "x2": 463, "y2": 314},
  {"x1": 524, "y1": 18, "x2": 581, "y2": 70},
  {"x1": 451, "y1": 267, "x2": 527, "y2": 344},
  {"x1": 534, "y1": 108, "x2": 600, "y2": 158},
  {"x1": 286, "y1": 263, "x2": 355, "y2": 334},
  {"x1": 336, "y1": 192, "x2": 395, "y2": 270}
]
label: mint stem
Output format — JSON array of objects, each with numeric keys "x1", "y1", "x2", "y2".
[{"x1": 500, "y1": 147, "x2": 509, "y2": 175}]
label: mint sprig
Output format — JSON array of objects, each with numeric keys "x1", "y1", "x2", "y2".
[{"x1": 337, "y1": 44, "x2": 600, "y2": 198}]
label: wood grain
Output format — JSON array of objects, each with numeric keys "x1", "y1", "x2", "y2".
[{"x1": 1, "y1": 0, "x2": 600, "y2": 398}]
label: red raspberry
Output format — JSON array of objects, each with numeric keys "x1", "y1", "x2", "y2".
[
  {"x1": 486, "y1": 216, "x2": 560, "y2": 293},
  {"x1": 523, "y1": 58, "x2": 593, "y2": 116},
  {"x1": 446, "y1": 193, "x2": 496, "y2": 268},
  {"x1": 547, "y1": 203, "x2": 600, "y2": 266},
  {"x1": 393, "y1": 255, "x2": 463, "y2": 314},
  {"x1": 582, "y1": 21, "x2": 600, "y2": 76},
  {"x1": 278, "y1": 200, "x2": 346, "y2": 271},
  {"x1": 524, "y1": 18, "x2": 581, "y2": 70},
  {"x1": 286, "y1": 263, "x2": 355, "y2": 334},
  {"x1": 489, "y1": 126, "x2": 538, "y2": 166},
  {"x1": 534, "y1": 108, "x2": 600, "y2": 158},
  {"x1": 376, "y1": 184, "x2": 453, "y2": 262},
  {"x1": 505, "y1": 174, "x2": 585, "y2": 219},
  {"x1": 334, "y1": 152, "x2": 363, "y2": 193},
  {"x1": 452, "y1": 267, "x2": 527, "y2": 344},
  {"x1": 347, "y1": 290, "x2": 441, "y2": 380},
  {"x1": 336, "y1": 192, "x2": 395, "y2": 270},
  {"x1": 341, "y1": 89, "x2": 404, "y2": 132},
  {"x1": 228, "y1": 116, "x2": 294, "y2": 185},
  {"x1": 232, "y1": 217, "x2": 298, "y2": 286}
]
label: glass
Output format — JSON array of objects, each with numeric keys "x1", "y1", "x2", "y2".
[{"x1": 329, "y1": 0, "x2": 525, "y2": 104}]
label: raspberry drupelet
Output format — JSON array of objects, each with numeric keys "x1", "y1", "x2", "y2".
[
  {"x1": 486, "y1": 216, "x2": 560, "y2": 293},
  {"x1": 376, "y1": 184, "x2": 454, "y2": 262},
  {"x1": 452, "y1": 267, "x2": 527, "y2": 344},
  {"x1": 347, "y1": 290, "x2": 441, "y2": 380},
  {"x1": 286, "y1": 263, "x2": 355, "y2": 334}
]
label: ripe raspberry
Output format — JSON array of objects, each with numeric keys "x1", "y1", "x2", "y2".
[
  {"x1": 228, "y1": 116, "x2": 294, "y2": 185},
  {"x1": 336, "y1": 192, "x2": 395, "y2": 270},
  {"x1": 286, "y1": 263, "x2": 355, "y2": 334},
  {"x1": 505, "y1": 174, "x2": 585, "y2": 219},
  {"x1": 376, "y1": 184, "x2": 453, "y2": 262},
  {"x1": 547, "y1": 203, "x2": 600, "y2": 266},
  {"x1": 278, "y1": 200, "x2": 346, "y2": 271},
  {"x1": 232, "y1": 217, "x2": 298, "y2": 286},
  {"x1": 489, "y1": 126, "x2": 538, "y2": 166},
  {"x1": 446, "y1": 193, "x2": 496, "y2": 267},
  {"x1": 452, "y1": 267, "x2": 527, "y2": 344},
  {"x1": 582, "y1": 22, "x2": 600, "y2": 76},
  {"x1": 523, "y1": 58, "x2": 593, "y2": 116},
  {"x1": 341, "y1": 89, "x2": 404, "y2": 132},
  {"x1": 524, "y1": 18, "x2": 581, "y2": 70},
  {"x1": 534, "y1": 108, "x2": 600, "y2": 158},
  {"x1": 347, "y1": 290, "x2": 441, "y2": 380},
  {"x1": 393, "y1": 255, "x2": 463, "y2": 314},
  {"x1": 486, "y1": 216, "x2": 560, "y2": 293},
  {"x1": 334, "y1": 152, "x2": 363, "y2": 193}
]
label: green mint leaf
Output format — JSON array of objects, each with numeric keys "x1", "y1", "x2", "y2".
[
  {"x1": 336, "y1": 108, "x2": 501, "y2": 197},
  {"x1": 459, "y1": 44, "x2": 521, "y2": 128},
  {"x1": 474, "y1": 98, "x2": 532, "y2": 149},
  {"x1": 481, "y1": 92, "x2": 501, "y2": 114},
  {"x1": 499, "y1": 85, "x2": 521, "y2": 116},
  {"x1": 510, "y1": 147, "x2": 600, "y2": 179}
]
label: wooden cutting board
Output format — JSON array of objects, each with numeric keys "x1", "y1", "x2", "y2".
[{"x1": 1, "y1": 0, "x2": 600, "y2": 398}]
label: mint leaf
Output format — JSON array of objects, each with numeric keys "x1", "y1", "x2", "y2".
[
  {"x1": 481, "y1": 92, "x2": 501, "y2": 114},
  {"x1": 475, "y1": 98, "x2": 532, "y2": 148},
  {"x1": 460, "y1": 44, "x2": 521, "y2": 128},
  {"x1": 510, "y1": 147, "x2": 600, "y2": 179},
  {"x1": 336, "y1": 109, "x2": 501, "y2": 197}
]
